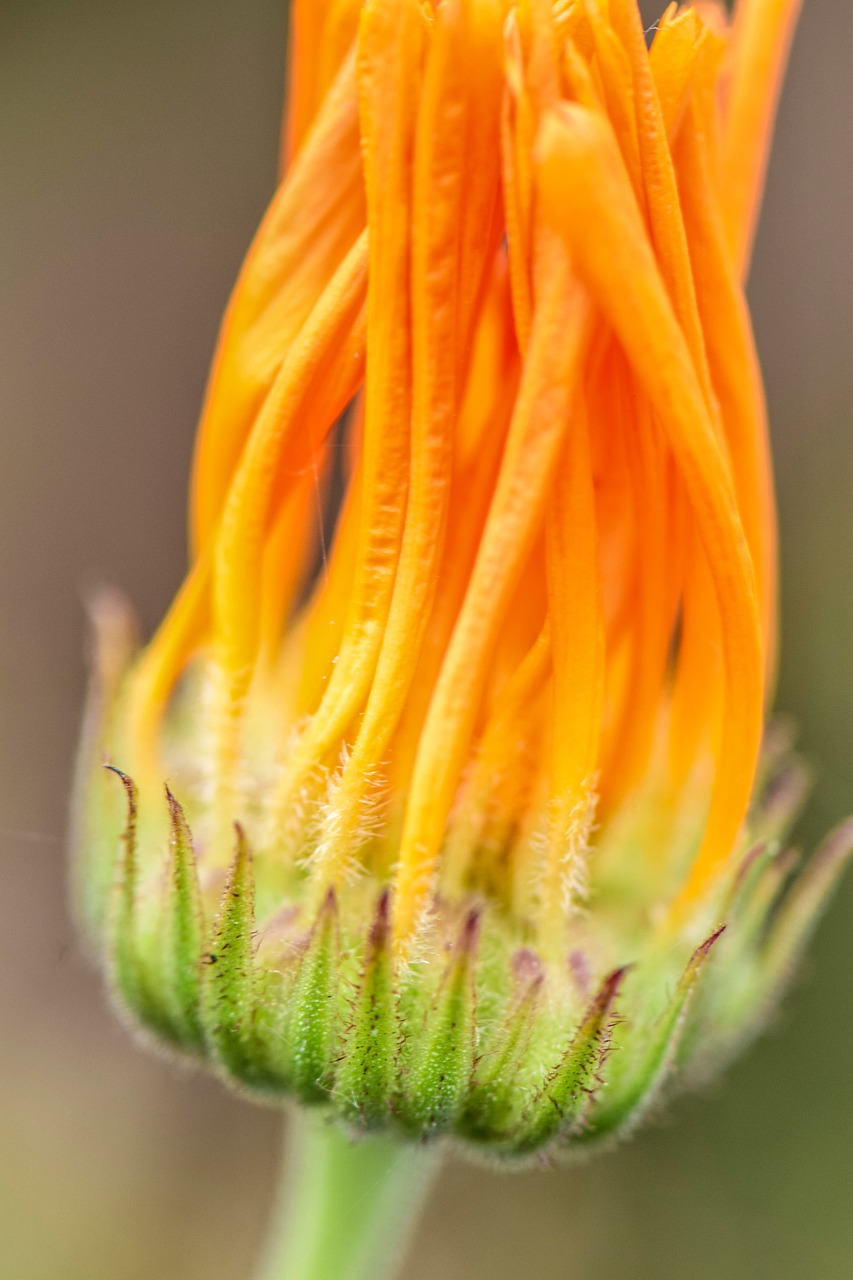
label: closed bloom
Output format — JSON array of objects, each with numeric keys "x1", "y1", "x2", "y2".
[{"x1": 75, "y1": 0, "x2": 851, "y2": 1160}]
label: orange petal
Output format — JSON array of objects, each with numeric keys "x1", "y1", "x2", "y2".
[
  {"x1": 208, "y1": 232, "x2": 369, "y2": 821},
  {"x1": 609, "y1": 0, "x2": 714, "y2": 411},
  {"x1": 265, "y1": 0, "x2": 426, "y2": 847},
  {"x1": 191, "y1": 48, "x2": 366, "y2": 554},
  {"x1": 674, "y1": 52, "x2": 778, "y2": 682},
  {"x1": 537, "y1": 103, "x2": 763, "y2": 911},
  {"x1": 722, "y1": 0, "x2": 803, "y2": 276},
  {"x1": 393, "y1": 244, "x2": 591, "y2": 951},
  {"x1": 282, "y1": 0, "x2": 363, "y2": 169},
  {"x1": 546, "y1": 393, "x2": 603, "y2": 804},
  {"x1": 309, "y1": 0, "x2": 506, "y2": 891},
  {"x1": 347, "y1": 0, "x2": 505, "y2": 771},
  {"x1": 648, "y1": 7, "x2": 704, "y2": 142}
]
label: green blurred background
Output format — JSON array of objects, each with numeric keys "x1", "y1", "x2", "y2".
[{"x1": 1, "y1": 2, "x2": 851, "y2": 1277}]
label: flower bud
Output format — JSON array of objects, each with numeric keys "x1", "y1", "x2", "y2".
[{"x1": 74, "y1": 0, "x2": 850, "y2": 1163}]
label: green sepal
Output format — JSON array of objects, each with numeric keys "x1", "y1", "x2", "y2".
[
  {"x1": 683, "y1": 824, "x2": 853, "y2": 1081},
  {"x1": 584, "y1": 928, "x2": 724, "y2": 1143},
  {"x1": 106, "y1": 768, "x2": 181, "y2": 1045},
  {"x1": 726, "y1": 841, "x2": 798, "y2": 943},
  {"x1": 107, "y1": 767, "x2": 143, "y2": 1013},
  {"x1": 249, "y1": 966, "x2": 293, "y2": 1092},
  {"x1": 461, "y1": 948, "x2": 544, "y2": 1145},
  {"x1": 511, "y1": 966, "x2": 627, "y2": 1157},
  {"x1": 761, "y1": 819, "x2": 853, "y2": 1001},
  {"x1": 282, "y1": 889, "x2": 341, "y2": 1104},
  {"x1": 680, "y1": 847, "x2": 792, "y2": 1070},
  {"x1": 397, "y1": 911, "x2": 480, "y2": 1138},
  {"x1": 202, "y1": 825, "x2": 272, "y2": 1085},
  {"x1": 159, "y1": 788, "x2": 205, "y2": 1050},
  {"x1": 336, "y1": 890, "x2": 398, "y2": 1129}
]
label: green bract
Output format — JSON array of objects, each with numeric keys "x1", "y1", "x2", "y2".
[{"x1": 73, "y1": 626, "x2": 852, "y2": 1164}]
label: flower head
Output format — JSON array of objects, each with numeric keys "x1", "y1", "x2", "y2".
[{"x1": 74, "y1": 0, "x2": 851, "y2": 1159}]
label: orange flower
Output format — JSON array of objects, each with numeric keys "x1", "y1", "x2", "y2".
[
  {"x1": 114, "y1": 0, "x2": 802, "y2": 959},
  {"x1": 75, "y1": 1, "x2": 853, "y2": 1188}
]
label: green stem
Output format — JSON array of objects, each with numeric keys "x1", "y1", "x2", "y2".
[{"x1": 258, "y1": 1110, "x2": 441, "y2": 1280}]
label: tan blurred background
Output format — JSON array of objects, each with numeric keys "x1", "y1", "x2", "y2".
[{"x1": 1, "y1": 2, "x2": 851, "y2": 1277}]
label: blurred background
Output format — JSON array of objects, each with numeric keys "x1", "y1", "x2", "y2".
[{"x1": 1, "y1": 2, "x2": 851, "y2": 1277}]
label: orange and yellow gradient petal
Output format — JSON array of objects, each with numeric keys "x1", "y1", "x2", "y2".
[{"x1": 116, "y1": 0, "x2": 801, "y2": 960}]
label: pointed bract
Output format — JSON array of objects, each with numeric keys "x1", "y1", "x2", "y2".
[
  {"x1": 283, "y1": 889, "x2": 341, "y2": 1103},
  {"x1": 336, "y1": 890, "x2": 398, "y2": 1129},
  {"x1": 462, "y1": 948, "x2": 544, "y2": 1144},
  {"x1": 398, "y1": 911, "x2": 480, "y2": 1138},
  {"x1": 161, "y1": 788, "x2": 206, "y2": 1049},
  {"x1": 202, "y1": 826, "x2": 267, "y2": 1082},
  {"x1": 513, "y1": 967, "x2": 627, "y2": 1156},
  {"x1": 585, "y1": 928, "x2": 724, "y2": 1143}
]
